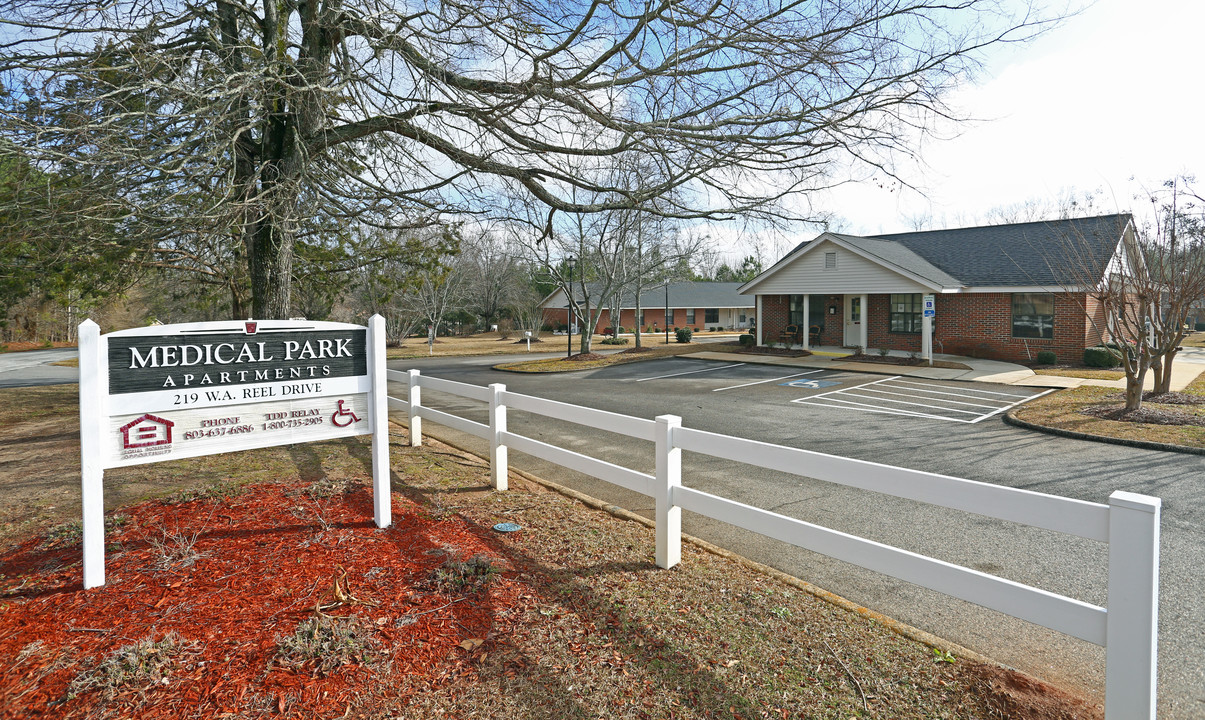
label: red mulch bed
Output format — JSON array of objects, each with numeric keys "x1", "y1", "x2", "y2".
[{"x1": 0, "y1": 482, "x2": 528, "y2": 719}]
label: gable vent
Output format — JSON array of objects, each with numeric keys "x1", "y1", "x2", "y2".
[{"x1": 824, "y1": 252, "x2": 837, "y2": 270}]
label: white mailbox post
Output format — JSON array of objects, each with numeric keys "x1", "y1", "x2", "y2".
[{"x1": 78, "y1": 315, "x2": 392, "y2": 589}]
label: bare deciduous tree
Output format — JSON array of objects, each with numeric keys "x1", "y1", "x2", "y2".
[
  {"x1": 1057, "y1": 183, "x2": 1205, "y2": 411},
  {"x1": 1, "y1": 0, "x2": 1054, "y2": 318}
]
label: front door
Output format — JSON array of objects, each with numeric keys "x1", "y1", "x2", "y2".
[{"x1": 843, "y1": 295, "x2": 862, "y2": 346}]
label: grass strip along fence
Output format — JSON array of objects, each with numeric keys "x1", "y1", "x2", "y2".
[{"x1": 386, "y1": 369, "x2": 1160, "y2": 719}]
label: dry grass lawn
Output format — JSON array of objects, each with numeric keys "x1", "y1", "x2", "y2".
[
  {"x1": 1181, "y1": 331, "x2": 1205, "y2": 348},
  {"x1": 1032, "y1": 368, "x2": 1124, "y2": 381}
]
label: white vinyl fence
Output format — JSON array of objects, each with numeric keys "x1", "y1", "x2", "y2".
[{"x1": 386, "y1": 369, "x2": 1160, "y2": 720}]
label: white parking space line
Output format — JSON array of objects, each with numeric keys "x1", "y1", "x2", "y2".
[
  {"x1": 633, "y1": 362, "x2": 745, "y2": 382},
  {"x1": 812, "y1": 396, "x2": 972, "y2": 422},
  {"x1": 889, "y1": 378, "x2": 1034, "y2": 399},
  {"x1": 801, "y1": 375, "x2": 900, "y2": 399},
  {"x1": 838, "y1": 391, "x2": 986, "y2": 415},
  {"x1": 791, "y1": 376, "x2": 1050, "y2": 423},
  {"x1": 712, "y1": 369, "x2": 822, "y2": 392},
  {"x1": 969, "y1": 388, "x2": 1056, "y2": 424},
  {"x1": 853, "y1": 387, "x2": 1000, "y2": 410}
]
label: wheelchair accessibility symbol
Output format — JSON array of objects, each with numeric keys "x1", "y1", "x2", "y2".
[
  {"x1": 331, "y1": 399, "x2": 362, "y2": 427},
  {"x1": 780, "y1": 378, "x2": 841, "y2": 389}
]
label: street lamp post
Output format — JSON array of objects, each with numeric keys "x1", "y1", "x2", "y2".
[
  {"x1": 566, "y1": 256, "x2": 575, "y2": 359},
  {"x1": 664, "y1": 282, "x2": 670, "y2": 345}
]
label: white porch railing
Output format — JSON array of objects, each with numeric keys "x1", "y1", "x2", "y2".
[{"x1": 385, "y1": 369, "x2": 1159, "y2": 719}]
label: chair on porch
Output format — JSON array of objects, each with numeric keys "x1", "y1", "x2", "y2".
[
  {"x1": 808, "y1": 324, "x2": 822, "y2": 346},
  {"x1": 778, "y1": 324, "x2": 800, "y2": 345}
]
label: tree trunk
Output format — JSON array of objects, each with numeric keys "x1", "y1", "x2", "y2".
[
  {"x1": 634, "y1": 298, "x2": 643, "y2": 349},
  {"x1": 250, "y1": 220, "x2": 294, "y2": 320},
  {"x1": 1124, "y1": 365, "x2": 1147, "y2": 412},
  {"x1": 579, "y1": 297, "x2": 595, "y2": 354},
  {"x1": 1153, "y1": 349, "x2": 1178, "y2": 395}
]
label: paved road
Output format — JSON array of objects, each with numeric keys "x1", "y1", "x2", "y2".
[
  {"x1": 0, "y1": 348, "x2": 79, "y2": 387},
  {"x1": 389, "y1": 352, "x2": 1205, "y2": 718}
]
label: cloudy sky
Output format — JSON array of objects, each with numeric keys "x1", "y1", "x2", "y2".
[{"x1": 802, "y1": 0, "x2": 1204, "y2": 238}]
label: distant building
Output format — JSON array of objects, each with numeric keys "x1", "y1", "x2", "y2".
[{"x1": 540, "y1": 281, "x2": 756, "y2": 332}]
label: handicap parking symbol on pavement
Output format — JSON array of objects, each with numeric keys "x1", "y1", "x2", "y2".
[{"x1": 781, "y1": 378, "x2": 841, "y2": 389}]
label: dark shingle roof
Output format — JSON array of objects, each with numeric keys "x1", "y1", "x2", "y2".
[
  {"x1": 632, "y1": 281, "x2": 751, "y2": 308},
  {"x1": 865, "y1": 214, "x2": 1132, "y2": 287},
  {"x1": 764, "y1": 214, "x2": 1131, "y2": 289}
]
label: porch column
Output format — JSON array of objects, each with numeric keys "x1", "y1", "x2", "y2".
[
  {"x1": 802, "y1": 295, "x2": 810, "y2": 349},
  {"x1": 859, "y1": 293, "x2": 868, "y2": 350},
  {"x1": 756, "y1": 295, "x2": 763, "y2": 346}
]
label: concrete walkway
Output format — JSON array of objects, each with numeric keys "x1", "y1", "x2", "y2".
[{"x1": 687, "y1": 345, "x2": 1205, "y2": 391}]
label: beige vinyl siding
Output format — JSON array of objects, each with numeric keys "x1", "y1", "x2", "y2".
[{"x1": 752, "y1": 240, "x2": 931, "y2": 294}]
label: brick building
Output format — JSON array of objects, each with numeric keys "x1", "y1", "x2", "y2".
[
  {"x1": 739, "y1": 215, "x2": 1134, "y2": 364},
  {"x1": 541, "y1": 281, "x2": 755, "y2": 334}
]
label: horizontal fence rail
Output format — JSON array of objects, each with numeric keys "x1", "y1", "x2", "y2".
[
  {"x1": 500, "y1": 431, "x2": 655, "y2": 496},
  {"x1": 416, "y1": 406, "x2": 489, "y2": 440},
  {"x1": 388, "y1": 370, "x2": 1160, "y2": 720},
  {"x1": 500, "y1": 390, "x2": 657, "y2": 441},
  {"x1": 673, "y1": 426, "x2": 1111, "y2": 542},
  {"x1": 672, "y1": 485, "x2": 1107, "y2": 645}
]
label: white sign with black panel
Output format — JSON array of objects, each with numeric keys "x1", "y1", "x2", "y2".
[{"x1": 78, "y1": 317, "x2": 392, "y2": 589}]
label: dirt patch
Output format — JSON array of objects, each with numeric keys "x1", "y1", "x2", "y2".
[
  {"x1": 566, "y1": 352, "x2": 606, "y2": 361},
  {"x1": 966, "y1": 662, "x2": 1102, "y2": 720}
]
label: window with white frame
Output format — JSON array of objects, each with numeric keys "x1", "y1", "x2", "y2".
[
  {"x1": 1012, "y1": 293, "x2": 1054, "y2": 339},
  {"x1": 889, "y1": 294, "x2": 922, "y2": 334}
]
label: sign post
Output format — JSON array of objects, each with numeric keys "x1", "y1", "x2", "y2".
[
  {"x1": 78, "y1": 316, "x2": 392, "y2": 589},
  {"x1": 922, "y1": 294, "x2": 935, "y2": 366}
]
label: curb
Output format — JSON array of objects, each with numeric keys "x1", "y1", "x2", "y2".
[
  {"x1": 1004, "y1": 410, "x2": 1205, "y2": 456},
  {"x1": 401, "y1": 423, "x2": 998, "y2": 669}
]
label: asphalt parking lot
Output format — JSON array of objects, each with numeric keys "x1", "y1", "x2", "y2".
[
  {"x1": 390, "y1": 353, "x2": 1205, "y2": 716},
  {"x1": 603, "y1": 357, "x2": 1052, "y2": 425}
]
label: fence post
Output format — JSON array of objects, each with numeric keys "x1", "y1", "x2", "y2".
[
  {"x1": 367, "y1": 315, "x2": 391, "y2": 528},
  {"x1": 489, "y1": 383, "x2": 508, "y2": 491},
  {"x1": 1105, "y1": 490, "x2": 1161, "y2": 720},
  {"x1": 655, "y1": 414, "x2": 682, "y2": 569},
  {"x1": 79, "y1": 319, "x2": 106, "y2": 589},
  {"x1": 407, "y1": 369, "x2": 422, "y2": 446}
]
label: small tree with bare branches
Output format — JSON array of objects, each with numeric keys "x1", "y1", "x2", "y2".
[{"x1": 1058, "y1": 183, "x2": 1205, "y2": 412}]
